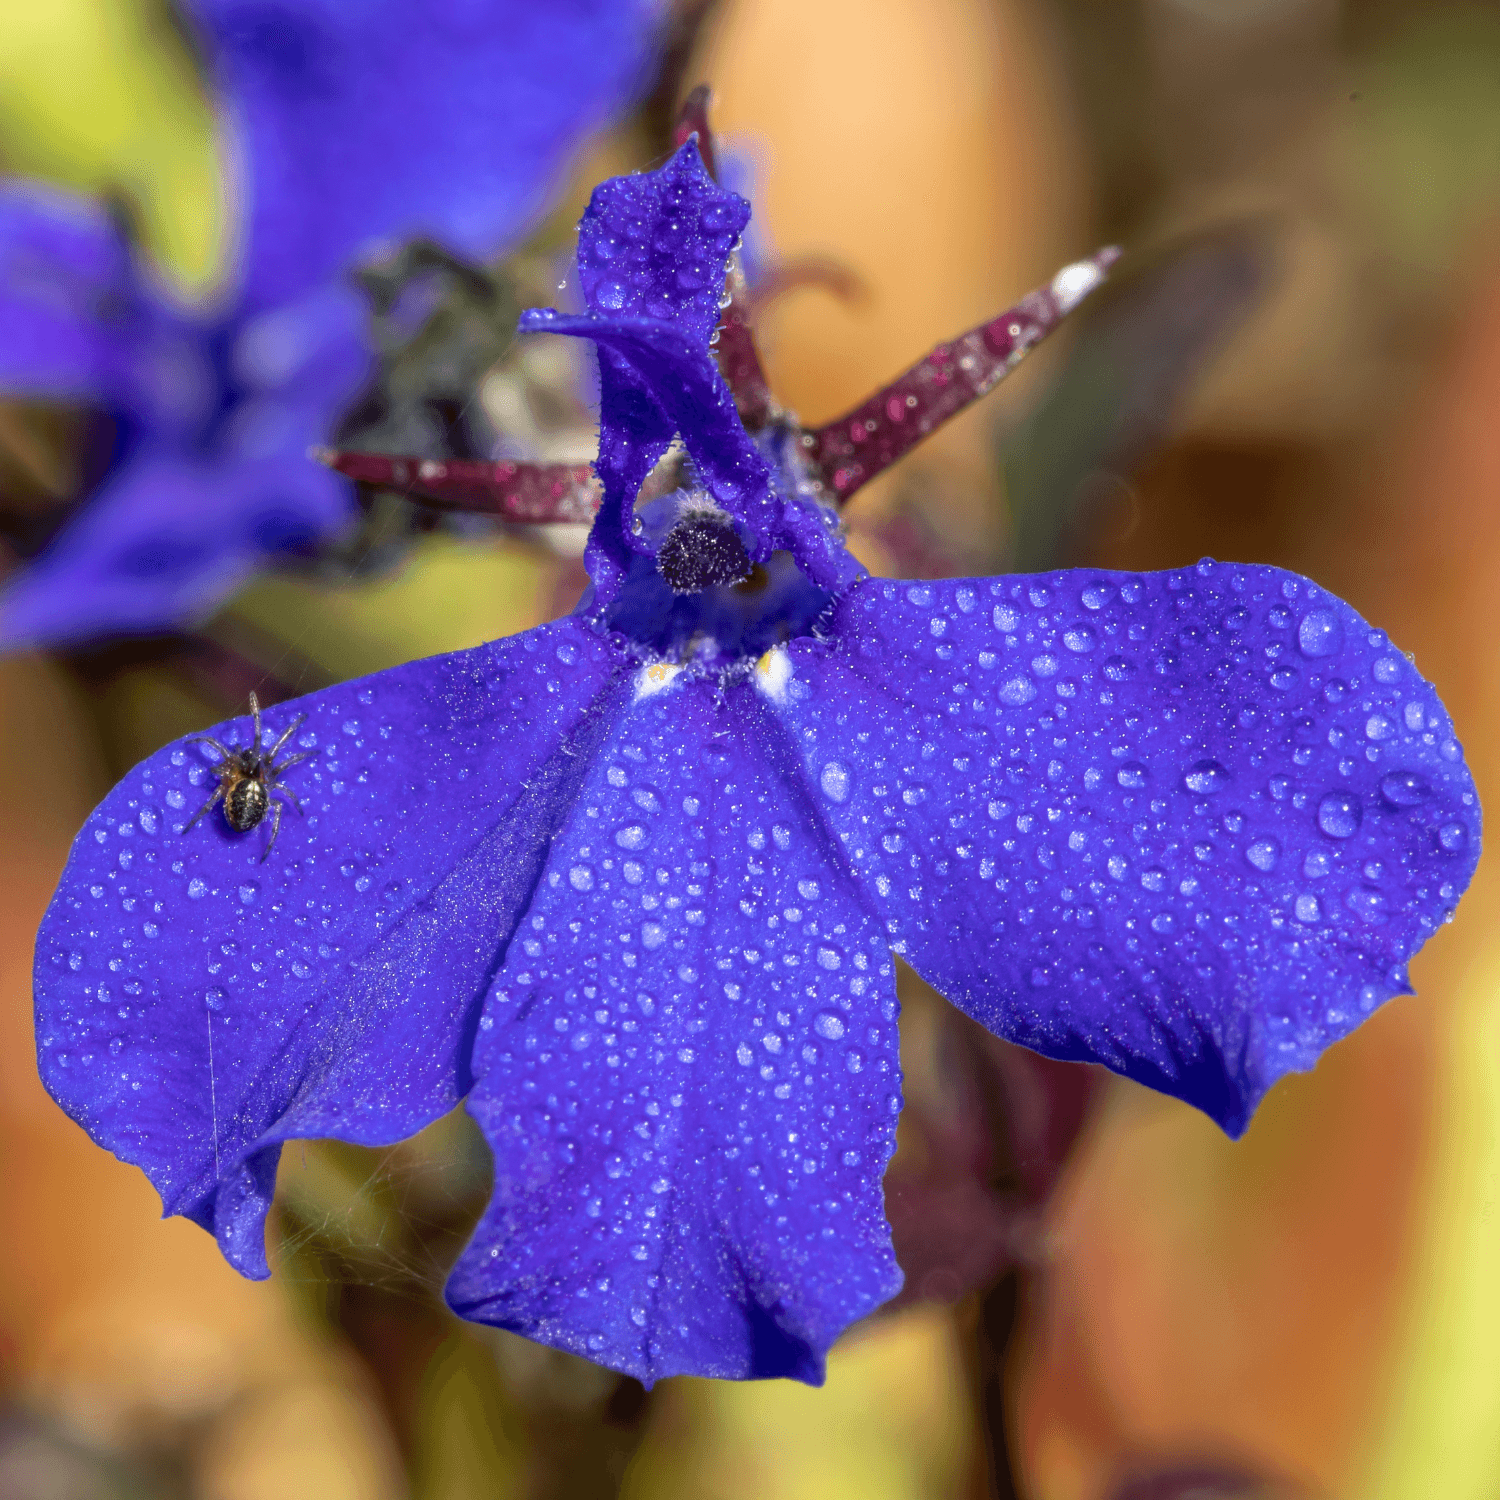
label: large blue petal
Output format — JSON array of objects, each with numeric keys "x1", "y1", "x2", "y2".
[
  {"x1": 34, "y1": 621, "x2": 629, "y2": 1275},
  {"x1": 0, "y1": 183, "x2": 141, "y2": 403},
  {"x1": 184, "y1": 0, "x2": 663, "y2": 313},
  {"x1": 448, "y1": 671, "x2": 902, "y2": 1384},
  {"x1": 768, "y1": 562, "x2": 1479, "y2": 1136}
]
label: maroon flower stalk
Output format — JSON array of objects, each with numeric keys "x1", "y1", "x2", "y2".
[
  {"x1": 801, "y1": 244, "x2": 1121, "y2": 502},
  {"x1": 314, "y1": 92, "x2": 1118, "y2": 524},
  {"x1": 311, "y1": 451, "x2": 600, "y2": 524}
]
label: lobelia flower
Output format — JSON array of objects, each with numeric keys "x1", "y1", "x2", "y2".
[
  {"x1": 0, "y1": 0, "x2": 661, "y2": 649},
  {"x1": 35, "y1": 139, "x2": 1480, "y2": 1386}
]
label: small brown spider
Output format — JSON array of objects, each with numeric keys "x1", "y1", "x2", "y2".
[{"x1": 184, "y1": 692, "x2": 309, "y2": 860}]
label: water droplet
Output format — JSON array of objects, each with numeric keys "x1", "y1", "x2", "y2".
[
  {"x1": 1245, "y1": 839, "x2": 1279, "y2": 872},
  {"x1": 1317, "y1": 793, "x2": 1362, "y2": 839},
  {"x1": 1380, "y1": 771, "x2": 1429, "y2": 807},
  {"x1": 615, "y1": 824, "x2": 647, "y2": 850},
  {"x1": 1183, "y1": 760, "x2": 1229, "y2": 795},
  {"x1": 1063, "y1": 626, "x2": 1096, "y2": 653},
  {"x1": 1116, "y1": 762, "x2": 1149, "y2": 790},
  {"x1": 998, "y1": 676, "x2": 1037, "y2": 706},
  {"x1": 820, "y1": 762, "x2": 850, "y2": 803},
  {"x1": 1373, "y1": 656, "x2": 1402, "y2": 684},
  {"x1": 814, "y1": 1011, "x2": 846, "y2": 1040},
  {"x1": 1365, "y1": 714, "x2": 1394, "y2": 742},
  {"x1": 187, "y1": 877, "x2": 207, "y2": 900},
  {"x1": 1295, "y1": 893, "x2": 1322, "y2": 923},
  {"x1": 1345, "y1": 886, "x2": 1389, "y2": 924},
  {"x1": 1297, "y1": 608, "x2": 1344, "y2": 658},
  {"x1": 1439, "y1": 822, "x2": 1469, "y2": 853},
  {"x1": 569, "y1": 865, "x2": 595, "y2": 892}
]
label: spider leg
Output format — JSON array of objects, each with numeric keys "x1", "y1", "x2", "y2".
[
  {"x1": 248, "y1": 692, "x2": 264, "y2": 755},
  {"x1": 187, "y1": 735, "x2": 232, "y2": 761},
  {"x1": 267, "y1": 712, "x2": 307, "y2": 761},
  {"x1": 271, "y1": 749, "x2": 312, "y2": 775},
  {"x1": 271, "y1": 783, "x2": 304, "y2": 814},
  {"x1": 261, "y1": 798, "x2": 283, "y2": 862},
  {"x1": 183, "y1": 782, "x2": 224, "y2": 832}
]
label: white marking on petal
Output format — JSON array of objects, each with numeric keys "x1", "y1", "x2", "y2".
[
  {"x1": 635, "y1": 662, "x2": 684, "y2": 700},
  {"x1": 1051, "y1": 258, "x2": 1106, "y2": 313},
  {"x1": 754, "y1": 647, "x2": 793, "y2": 703}
]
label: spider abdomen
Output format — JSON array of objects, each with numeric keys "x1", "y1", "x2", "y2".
[{"x1": 225, "y1": 776, "x2": 269, "y2": 832}]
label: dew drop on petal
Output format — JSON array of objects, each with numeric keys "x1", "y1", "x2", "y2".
[
  {"x1": 820, "y1": 762, "x2": 850, "y2": 803},
  {"x1": 1183, "y1": 760, "x2": 1229, "y2": 795},
  {"x1": 1380, "y1": 770, "x2": 1430, "y2": 807},
  {"x1": 1297, "y1": 608, "x2": 1344, "y2": 658},
  {"x1": 1245, "y1": 839, "x2": 1279, "y2": 873},
  {"x1": 1317, "y1": 793, "x2": 1362, "y2": 839},
  {"x1": 1439, "y1": 822, "x2": 1469, "y2": 853},
  {"x1": 813, "y1": 1011, "x2": 846, "y2": 1041}
]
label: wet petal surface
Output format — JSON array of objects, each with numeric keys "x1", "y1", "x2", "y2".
[
  {"x1": 771, "y1": 562, "x2": 1479, "y2": 1134},
  {"x1": 35, "y1": 622, "x2": 628, "y2": 1274},
  {"x1": 449, "y1": 673, "x2": 902, "y2": 1383}
]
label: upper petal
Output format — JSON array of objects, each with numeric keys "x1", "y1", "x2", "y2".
[
  {"x1": 767, "y1": 563, "x2": 1479, "y2": 1136},
  {"x1": 34, "y1": 620, "x2": 630, "y2": 1276},
  {"x1": 519, "y1": 310, "x2": 778, "y2": 549},
  {"x1": 185, "y1": 0, "x2": 662, "y2": 312},
  {"x1": 574, "y1": 139, "x2": 748, "y2": 343},
  {"x1": 447, "y1": 672, "x2": 902, "y2": 1384},
  {"x1": 0, "y1": 183, "x2": 141, "y2": 403}
]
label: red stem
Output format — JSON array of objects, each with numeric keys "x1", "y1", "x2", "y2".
[
  {"x1": 313, "y1": 450, "x2": 600, "y2": 524},
  {"x1": 672, "y1": 84, "x2": 718, "y2": 178},
  {"x1": 802, "y1": 247, "x2": 1122, "y2": 505}
]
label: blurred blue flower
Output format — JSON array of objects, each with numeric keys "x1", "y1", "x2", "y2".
[
  {"x1": 0, "y1": 0, "x2": 660, "y2": 648},
  {"x1": 35, "y1": 144, "x2": 1480, "y2": 1384}
]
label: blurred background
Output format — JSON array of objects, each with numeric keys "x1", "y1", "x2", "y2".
[{"x1": 4, "y1": 0, "x2": 1500, "y2": 1496}]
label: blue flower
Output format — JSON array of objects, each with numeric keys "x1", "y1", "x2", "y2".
[
  {"x1": 0, "y1": 0, "x2": 660, "y2": 649},
  {"x1": 34, "y1": 143, "x2": 1480, "y2": 1385}
]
